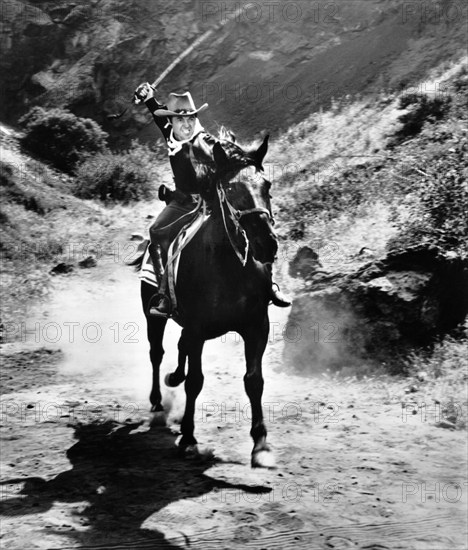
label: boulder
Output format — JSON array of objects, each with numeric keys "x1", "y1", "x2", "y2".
[
  {"x1": 284, "y1": 245, "x2": 468, "y2": 373},
  {"x1": 78, "y1": 256, "x2": 97, "y2": 268},
  {"x1": 50, "y1": 262, "x2": 74, "y2": 275},
  {"x1": 288, "y1": 246, "x2": 322, "y2": 279}
]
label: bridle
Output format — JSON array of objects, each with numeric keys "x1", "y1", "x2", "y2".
[
  {"x1": 235, "y1": 206, "x2": 274, "y2": 224},
  {"x1": 216, "y1": 183, "x2": 274, "y2": 266},
  {"x1": 217, "y1": 179, "x2": 275, "y2": 224}
]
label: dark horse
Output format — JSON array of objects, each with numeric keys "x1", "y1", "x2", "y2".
[{"x1": 138, "y1": 136, "x2": 277, "y2": 468}]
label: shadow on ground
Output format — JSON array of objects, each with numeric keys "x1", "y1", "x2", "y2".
[{"x1": 0, "y1": 420, "x2": 271, "y2": 548}]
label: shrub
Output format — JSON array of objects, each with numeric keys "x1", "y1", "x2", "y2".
[
  {"x1": 74, "y1": 149, "x2": 154, "y2": 203},
  {"x1": 125, "y1": 139, "x2": 165, "y2": 181},
  {"x1": 0, "y1": 161, "x2": 46, "y2": 214},
  {"x1": 387, "y1": 140, "x2": 468, "y2": 254},
  {"x1": 19, "y1": 107, "x2": 108, "y2": 173},
  {"x1": 391, "y1": 93, "x2": 451, "y2": 144}
]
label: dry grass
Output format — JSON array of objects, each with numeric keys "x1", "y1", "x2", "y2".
[
  {"x1": 0, "y1": 131, "x2": 169, "y2": 330},
  {"x1": 268, "y1": 57, "x2": 467, "y2": 247},
  {"x1": 403, "y1": 333, "x2": 468, "y2": 429}
]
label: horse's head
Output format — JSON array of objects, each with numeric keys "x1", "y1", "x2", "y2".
[{"x1": 213, "y1": 136, "x2": 277, "y2": 265}]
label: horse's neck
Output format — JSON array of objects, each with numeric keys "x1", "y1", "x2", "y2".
[
  {"x1": 207, "y1": 196, "x2": 236, "y2": 241},
  {"x1": 205, "y1": 206, "x2": 231, "y2": 246}
]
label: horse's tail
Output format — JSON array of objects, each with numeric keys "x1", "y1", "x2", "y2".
[{"x1": 126, "y1": 239, "x2": 149, "y2": 271}]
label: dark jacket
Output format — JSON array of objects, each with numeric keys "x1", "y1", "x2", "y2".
[{"x1": 145, "y1": 97, "x2": 216, "y2": 196}]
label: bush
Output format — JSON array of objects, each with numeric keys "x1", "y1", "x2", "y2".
[
  {"x1": 391, "y1": 93, "x2": 451, "y2": 144},
  {"x1": 388, "y1": 140, "x2": 468, "y2": 254},
  {"x1": 0, "y1": 161, "x2": 46, "y2": 214},
  {"x1": 19, "y1": 107, "x2": 108, "y2": 173},
  {"x1": 74, "y1": 149, "x2": 154, "y2": 204}
]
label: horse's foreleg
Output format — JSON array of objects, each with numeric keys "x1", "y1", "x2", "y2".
[
  {"x1": 242, "y1": 317, "x2": 275, "y2": 468},
  {"x1": 142, "y1": 283, "x2": 167, "y2": 415},
  {"x1": 165, "y1": 329, "x2": 188, "y2": 387},
  {"x1": 179, "y1": 336, "x2": 205, "y2": 450},
  {"x1": 147, "y1": 316, "x2": 168, "y2": 413}
]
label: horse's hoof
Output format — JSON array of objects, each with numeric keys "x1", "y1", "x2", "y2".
[
  {"x1": 185, "y1": 444, "x2": 199, "y2": 457},
  {"x1": 164, "y1": 373, "x2": 184, "y2": 387},
  {"x1": 178, "y1": 443, "x2": 198, "y2": 458},
  {"x1": 149, "y1": 411, "x2": 166, "y2": 428},
  {"x1": 251, "y1": 450, "x2": 276, "y2": 469},
  {"x1": 190, "y1": 445, "x2": 215, "y2": 462}
]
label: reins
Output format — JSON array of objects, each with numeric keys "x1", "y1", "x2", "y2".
[
  {"x1": 217, "y1": 185, "x2": 249, "y2": 266},
  {"x1": 216, "y1": 184, "x2": 273, "y2": 266}
]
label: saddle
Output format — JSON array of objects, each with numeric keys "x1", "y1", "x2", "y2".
[
  {"x1": 166, "y1": 207, "x2": 209, "y2": 312},
  {"x1": 139, "y1": 186, "x2": 209, "y2": 301}
]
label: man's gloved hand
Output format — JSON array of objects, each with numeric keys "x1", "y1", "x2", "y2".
[
  {"x1": 158, "y1": 184, "x2": 176, "y2": 204},
  {"x1": 134, "y1": 82, "x2": 155, "y2": 104}
]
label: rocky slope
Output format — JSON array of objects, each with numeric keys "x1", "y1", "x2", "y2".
[{"x1": 1, "y1": 0, "x2": 466, "y2": 146}]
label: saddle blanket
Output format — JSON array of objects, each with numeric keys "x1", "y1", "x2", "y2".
[
  {"x1": 138, "y1": 211, "x2": 209, "y2": 289},
  {"x1": 139, "y1": 244, "x2": 158, "y2": 288}
]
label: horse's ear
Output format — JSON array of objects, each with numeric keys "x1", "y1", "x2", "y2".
[
  {"x1": 253, "y1": 134, "x2": 269, "y2": 170},
  {"x1": 213, "y1": 141, "x2": 229, "y2": 169}
]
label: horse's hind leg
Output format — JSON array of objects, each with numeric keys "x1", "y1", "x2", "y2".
[
  {"x1": 242, "y1": 316, "x2": 275, "y2": 468},
  {"x1": 179, "y1": 335, "x2": 205, "y2": 450},
  {"x1": 165, "y1": 329, "x2": 188, "y2": 387}
]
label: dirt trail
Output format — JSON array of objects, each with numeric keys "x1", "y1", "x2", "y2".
[{"x1": 1, "y1": 245, "x2": 467, "y2": 550}]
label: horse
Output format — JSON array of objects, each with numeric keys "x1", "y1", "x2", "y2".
[{"x1": 137, "y1": 136, "x2": 278, "y2": 468}]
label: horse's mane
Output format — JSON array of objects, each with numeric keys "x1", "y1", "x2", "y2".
[
  {"x1": 217, "y1": 127, "x2": 263, "y2": 169},
  {"x1": 193, "y1": 127, "x2": 262, "y2": 184}
]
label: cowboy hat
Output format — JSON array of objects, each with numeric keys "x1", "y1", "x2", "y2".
[{"x1": 153, "y1": 92, "x2": 208, "y2": 117}]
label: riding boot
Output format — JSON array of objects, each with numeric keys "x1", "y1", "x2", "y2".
[
  {"x1": 148, "y1": 243, "x2": 172, "y2": 317},
  {"x1": 265, "y1": 263, "x2": 291, "y2": 307},
  {"x1": 271, "y1": 282, "x2": 291, "y2": 307}
]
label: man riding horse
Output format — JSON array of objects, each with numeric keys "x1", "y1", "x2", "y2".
[{"x1": 134, "y1": 82, "x2": 290, "y2": 317}]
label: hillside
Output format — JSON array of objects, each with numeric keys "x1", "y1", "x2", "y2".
[
  {"x1": 1, "y1": 57, "x2": 466, "y2": 354},
  {"x1": 0, "y1": 59, "x2": 467, "y2": 547},
  {"x1": 1, "y1": 5, "x2": 467, "y2": 547},
  {"x1": 0, "y1": 0, "x2": 467, "y2": 146},
  {"x1": 269, "y1": 58, "x2": 468, "y2": 254},
  {"x1": 0, "y1": 122, "x2": 166, "y2": 328}
]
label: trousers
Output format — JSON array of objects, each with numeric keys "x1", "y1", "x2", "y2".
[{"x1": 149, "y1": 199, "x2": 199, "y2": 262}]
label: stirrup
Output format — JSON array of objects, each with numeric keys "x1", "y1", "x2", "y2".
[{"x1": 148, "y1": 295, "x2": 172, "y2": 318}]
